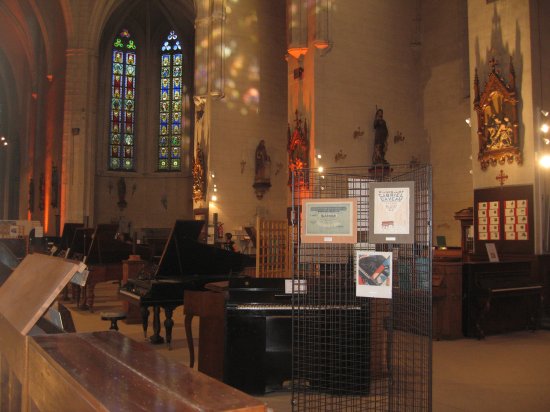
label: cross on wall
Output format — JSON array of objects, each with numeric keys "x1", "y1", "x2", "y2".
[{"x1": 496, "y1": 169, "x2": 508, "y2": 186}]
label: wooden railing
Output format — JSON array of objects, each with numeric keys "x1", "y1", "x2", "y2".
[{"x1": 255, "y1": 217, "x2": 290, "y2": 278}]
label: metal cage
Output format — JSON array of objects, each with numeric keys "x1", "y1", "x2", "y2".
[{"x1": 290, "y1": 164, "x2": 432, "y2": 411}]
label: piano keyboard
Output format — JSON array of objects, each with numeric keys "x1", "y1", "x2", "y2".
[
  {"x1": 228, "y1": 304, "x2": 362, "y2": 311},
  {"x1": 491, "y1": 285, "x2": 542, "y2": 294}
]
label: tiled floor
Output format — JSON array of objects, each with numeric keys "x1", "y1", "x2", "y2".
[{"x1": 66, "y1": 282, "x2": 550, "y2": 411}]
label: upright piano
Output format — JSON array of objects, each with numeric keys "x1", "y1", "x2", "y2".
[
  {"x1": 67, "y1": 224, "x2": 152, "y2": 311},
  {"x1": 185, "y1": 277, "x2": 370, "y2": 395},
  {"x1": 462, "y1": 259, "x2": 543, "y2": 338},
  {"x1": 119, "y1": 220, "x2": 253, "y2": 346}
]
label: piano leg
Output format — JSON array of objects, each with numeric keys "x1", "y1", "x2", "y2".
[
  {"x1": 184, "y1": 314, "x2": 195, "y2": 368},
  {"x1": 71, "y1": 284, "x2": 81, "y2": 307},
  {"x1": 82, "y1": 281, "x2": 97, "y2": 312},
  {"x1": 140, "y1": 306, "x2": 150, "y2": 339},
  {"x1": 149, "y1": 306, "x2": 165, "y2": 344},
  {"x1": 164, "y1": 306, "x2": 174, "y2": 350}
]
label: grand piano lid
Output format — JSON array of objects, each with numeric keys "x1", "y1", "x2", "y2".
[
  {"x1": 0, "y1": 254, "x2": 82, "y2": 335},
  {"x1": 155, "y1": 220, "x2": 247, "y2": 278}
]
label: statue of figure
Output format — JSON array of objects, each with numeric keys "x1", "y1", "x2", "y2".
[
  {"x1": 253, "y1": 140, "x2": 272, "y2": 199},
  {"x1": 255, "y1": 140, "x2": 271, "y2": 183},
  {"x1": 372, "y1": 108, "x2": 389, "y2": 165},
  {"x1": 117, "y1": 177, "x2": 127, "y2": 210}
]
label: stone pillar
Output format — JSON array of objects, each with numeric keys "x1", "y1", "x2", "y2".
[{"x1": 61, "y1": 48, "x2": 98, "y2": 228}]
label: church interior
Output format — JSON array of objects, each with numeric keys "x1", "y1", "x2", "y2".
[{"x1": 1, "y1": 0, "x2": 550, "y2": 410}]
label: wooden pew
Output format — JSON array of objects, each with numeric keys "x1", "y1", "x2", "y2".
[
  {"x1": 28, "y1": 332, "x2": 266, "y2": 412},
  {"x1": 0, "y1": 254, "x2": 266, "y2": 411}
]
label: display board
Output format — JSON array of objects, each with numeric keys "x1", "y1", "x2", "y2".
[{"x1": 473, "y1": 185, "x2": 534, "y2": 256}]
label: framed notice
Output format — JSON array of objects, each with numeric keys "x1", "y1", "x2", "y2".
[
  {"x1": 356, "y1": 251, "x2": 392, "y2": 299},
  {"x1": 473, "y1": 185, "x2": 534, "y2": 256},
  {"x1": 301, "y1": 198, "x2": 357, "y2": 244},
  {"x1": 369, "y1": 181, "x2": 415, "y2": 244}
]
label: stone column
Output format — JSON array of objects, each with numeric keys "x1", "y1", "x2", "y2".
[{"x1": 61, "y1": 48, "x2": 98, "y2": 228}]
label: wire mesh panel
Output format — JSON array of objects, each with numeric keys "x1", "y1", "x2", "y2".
[{"x1": 291, "y1": 164, "x2": 432, "y2": 411}]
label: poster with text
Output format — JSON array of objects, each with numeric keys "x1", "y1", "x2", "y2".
[
  {"x1": 369, "y1": 181, "x2": 415, "y2": 244},
  {"x1": 356, "y1": 251, "x2": 392, "y2": 299},
  {"x1": 301, "y1": 198, "x2": 357, "y2": 243}
]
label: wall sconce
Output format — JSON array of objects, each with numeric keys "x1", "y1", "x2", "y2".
[
  {"x1": 293, "y1": 67, "x2": 304, "y2": 79},
  {"x1": 334, "y1": 149, "x2": 347, "y2": 162},
  {"x1": 465, "y1": 118, "x2": 471, "y2": 127},
  {"x1": 0, "y1": 136, "x2": 7, "y2": 147},
  {"x1": 540, "y1": 107, "x2": 549, "y2": 134},
  {"x1": 539, "y1": 110, "x2": 550, "y2": 168},
  {"x1": 393, "y1": 131, "x2": 405, "y2": 143},
  {"x1": 539, "y1": 153, "x2": 550, "y2": 169}
]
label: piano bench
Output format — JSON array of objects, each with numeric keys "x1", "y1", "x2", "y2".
[{"x1": 100, "y1": 311, "x2": 127, "y2": 331}]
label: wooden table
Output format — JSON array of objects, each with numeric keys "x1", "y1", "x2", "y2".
[{"x1": 184, "y1": 289, "x2": 226, "y2": 380}]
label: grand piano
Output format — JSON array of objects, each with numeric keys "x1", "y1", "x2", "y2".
[
  {"x1": 53, "y1": 222, "x2": 84, "y2": 258},
  {"x1": 67, "y1": 224, "x2": 152, "y2": 311},
  {"x1": 119, "y1": 220, "x2": 253, "y2": 346}
]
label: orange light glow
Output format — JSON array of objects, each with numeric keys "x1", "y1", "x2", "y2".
[{"x1": 287, "y1": 47, "x2": 308, "y2": 59}]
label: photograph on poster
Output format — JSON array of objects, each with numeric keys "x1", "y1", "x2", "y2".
[
  {"x1": 301, "y1": 198, "x2": 357, "y2": 244},
  {"x1": 368, "y1": 181, "x2": 415, "y2": 244},
  {"x1": 356, "y1": 250, "x2": 392, "y2": 299}
]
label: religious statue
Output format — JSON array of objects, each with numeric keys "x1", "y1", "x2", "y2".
[
  {"x1": 192, "y1": 145, "x2": 206, "y2": 201},
  {"x1": 117, "y1": 177, "x2": 127, "y2": 211},
  {"x1": 372, "y1": 108, "x2": 389, "y2": 165},
  {"x1": 253, "y1": 140, "x2": 271, "y2": 199},
  {"x1": 255, "y1": 140, "x2": 271, "y2": 182}
]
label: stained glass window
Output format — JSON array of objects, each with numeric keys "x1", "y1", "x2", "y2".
[
  {"x1": 158, "y1": 30, "x2": 183, "y2": 171},
  {"x1": 109, "y1": 29, "x2": 136, "y2": 171}
]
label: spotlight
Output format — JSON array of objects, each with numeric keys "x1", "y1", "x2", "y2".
[
  {"x1": 465, "y1": 118, "x2": 471, "y2": 127},
  {"x1": 540, "y1": 154, "x2": 550, "y2": 169},
  {"x1": 211, "y1": 194, "x2": 218, "y2": 202},
  {"x1": 541, "y1": 123, "x2": 549, "y2": 134},
  {"x1": 318, "y1": 166, "x2": 324, "y2": 173}
]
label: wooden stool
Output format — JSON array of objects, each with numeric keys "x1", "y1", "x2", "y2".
[{"x1": 100, "y1": 311, "x2": 127, "y2": 331}]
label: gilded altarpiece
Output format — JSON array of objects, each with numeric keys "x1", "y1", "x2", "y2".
[{"x1": 474, "y1": 57, "x2": 521, "y2": 170}]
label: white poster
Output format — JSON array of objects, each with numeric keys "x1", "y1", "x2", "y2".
[
  {"x1": 369, "y1": 181, "x2": 415, "y2": 244},
  {"x1": 356, "y1": 251, "x2": 392, "y2": 299}
]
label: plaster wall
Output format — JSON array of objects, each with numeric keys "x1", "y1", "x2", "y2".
[
  {"x1": 422, "y1": 0, "x2": 471, "y2": 247},
  {"x1": 467, "y1": 0, "x2": 535, "y2": 188},
  {"x1": 312, "y1": 1, "x2": 425, "y2": 170},
  {"x1": 208, "y1": 0, "x2": 288, "y2": 235}
]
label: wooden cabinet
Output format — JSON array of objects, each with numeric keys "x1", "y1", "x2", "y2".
[{"x1": 432, "y1": 260, "x2": 463, "y2": 340}]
